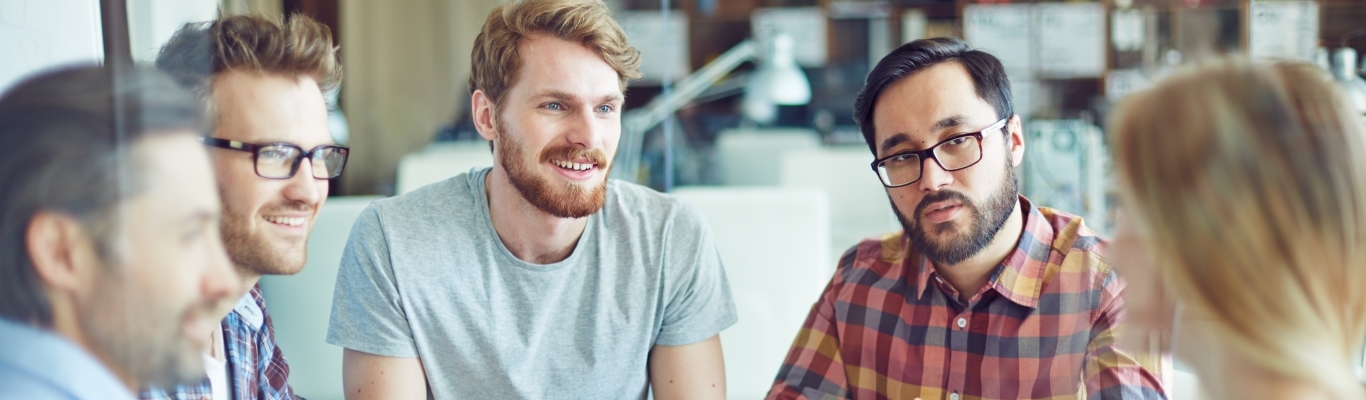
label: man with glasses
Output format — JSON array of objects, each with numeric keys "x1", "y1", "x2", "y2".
[
  {"x1": 141, "y1": 14, "x2": 344, "y2": 400},
  {"x1": 767, "y1": 37, "x2": 1165, "y2": 399}
]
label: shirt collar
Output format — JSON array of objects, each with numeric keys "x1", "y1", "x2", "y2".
[
  {"x1": 0, "y1": 317, "x2": 135, "y2": 400},
  {"x1": 913, "y1": 196, "x2": 1053, "y2": 308}
]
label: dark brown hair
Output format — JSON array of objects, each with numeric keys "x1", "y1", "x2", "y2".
[{"x1": 854, "y1": 37, "x2": 1013, "y2": 155}]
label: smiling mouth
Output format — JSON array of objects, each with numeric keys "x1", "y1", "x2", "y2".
[
  {"x1": 263, "y1": 216, "x2": 305, "y2": 227},
  {"x1": 552, "y1": 159, "x2": 596, "y2": 171}
]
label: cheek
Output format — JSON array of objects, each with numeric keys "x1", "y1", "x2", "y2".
[{"x1": 887, "y1": 187, "x2": 922, "y2": 213}]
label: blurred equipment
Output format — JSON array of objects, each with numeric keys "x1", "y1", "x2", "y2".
[
  {"x1": 614, "y1": 33, "x2": 812, "y2": 184},
  {"x1": 713, "y1": 127, "x2": 820, "y2": 186},
  {"x1": 1022, "y1": 120, "x2": 1110, "y2": 234},
  {"x1": 1329, "y1": 47, "x2": 1366, "y2": 115}
]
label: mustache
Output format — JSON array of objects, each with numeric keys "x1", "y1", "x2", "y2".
[
  {"x1": 539, "y1": 145, "x2": 608, "y2": 166},
  {"x1": 913, "y1": 189, "x2": 973, "y2": 220},
  {"x1": 258, "y1": 200, "x2": 315, "y2": 214}
]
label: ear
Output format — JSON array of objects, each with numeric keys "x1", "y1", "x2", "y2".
[
  {"x1": 471, "y1": 89, "x2": 498, "y2": 143},
  {"x1": 1006, "y1": 114, "x2": 1025, "y2": 168},
  {"x1": 26, "y1": 211, "x2": 101, "y2": 294}
]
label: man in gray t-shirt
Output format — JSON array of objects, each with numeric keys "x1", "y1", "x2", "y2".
[{"x1": 325, "y1": 1, "x2": 737, "y2": 398}]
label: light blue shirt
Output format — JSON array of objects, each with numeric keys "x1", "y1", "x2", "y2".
[{"x1": 0, "y1": 317, "x2": 134, "y2": 400}]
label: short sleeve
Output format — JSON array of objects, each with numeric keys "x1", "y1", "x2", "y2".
[
  {"x1": 325, "y1": 204, "x2": 419, "y2": 358},
  {"x1": 654, "y1": 203, "x2": 739, "y2": 346}
]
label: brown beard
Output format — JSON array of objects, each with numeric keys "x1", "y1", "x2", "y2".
[
  {"x1": 894, "y1": 155, "x2": 1018, "y2": 266},
  {"x1": 219, "y1": 192, "x2": 312, "y2": 275},
  {"x1": 495, "y1": 120, "x2": 610, "y2": 219}
]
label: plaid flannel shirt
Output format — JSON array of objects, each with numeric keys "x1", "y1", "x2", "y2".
[
  {"x1": 141, "y1": 284, "x2": 300, "y2": 400},
  {"x1": 768, "y1": 197, "x2": 1165, "y2": 400}
]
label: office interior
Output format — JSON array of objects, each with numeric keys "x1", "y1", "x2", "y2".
[{"x1": 3, "y1": 0, "x2": 1365, "y2": 398}]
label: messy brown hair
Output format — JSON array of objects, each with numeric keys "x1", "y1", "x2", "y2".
[
  {"x1": 155, "y1": 13, "x2": 341, "y2": 121},
  {"x1": 469, "y1": 0, "x2": 642, "y2": 111}
]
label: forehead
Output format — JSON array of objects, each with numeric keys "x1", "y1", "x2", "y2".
[
  {"x1": 127, "y1": 133, "x2": 219, "y2": 217},
  {"x1": 210, "y1": 71, "x2": 332, "y2": 147},
  {"x1": 508, "y1": 34, "x2": 622, "y2": 100},
  {"x1": 871, "y1": 61, "x2": 998, "y2": 147}
]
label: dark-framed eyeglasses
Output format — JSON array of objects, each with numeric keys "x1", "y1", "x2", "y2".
[
  {"x1": 201, "y1": 137, "x2": 350, "y2": 179},
  {"x1": 869, "y1": 118, "x2": 1009, "y2": 188}
]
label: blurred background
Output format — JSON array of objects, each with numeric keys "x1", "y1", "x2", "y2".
[{"x1": 3, "y1": 0, "x2": 1364, "y2": 399}]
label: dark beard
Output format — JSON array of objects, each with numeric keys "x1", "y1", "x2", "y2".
[
  {"x1": 495, "y1": 121, "x2": 610, "y2": 219},
  {"x1": 894, "y1": 162, "x2": 1018, "y2": 266}
]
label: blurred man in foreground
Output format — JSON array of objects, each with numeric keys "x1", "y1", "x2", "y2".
[{"x1": 0, "y1": 65, "x2": 238, "y2": 399}]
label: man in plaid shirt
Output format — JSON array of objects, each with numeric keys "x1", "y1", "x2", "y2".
[
  {"x1": 141, "y1": 13, "x2": 346, "y2": 400},
  {"x1": 767, "y1": 37, "x2": 1165, "y2": 400}
]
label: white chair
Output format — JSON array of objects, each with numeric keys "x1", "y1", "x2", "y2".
[
  {"x1": 260, "y1": 195, "x2": 381, "y2": 400},
  {"x1": 395, "y1": 141, "x2": 494, "y2": 195},
  {"x1": 671, "y1": 186, "x2": 834, "y2": 400},
  {"x1": 713, "y1": 128, "x2": 821, "y2": 186},
  {"x1": 778, "y1": 146, "x2": 900, "y2": 261}
]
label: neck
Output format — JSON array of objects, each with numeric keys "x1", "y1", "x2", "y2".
[
  {"x1": 235, "y1": 268, "x2": 261, "y2": 299},
  {"x1": 45, "y1": 294, "x2": 137, "y2": 391},
  {"x1": 485, "y1": 165, "x2": 589, "y2": 264},
  {"x1": 933, "y1": 199, "x2": 1025, "y2": 304}
]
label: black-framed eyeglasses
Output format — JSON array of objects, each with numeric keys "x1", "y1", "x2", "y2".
[
  {"x1": 869, "y1": 118, "x2": 1009, "y2": 188},
  {"x1": 201, "y1": 137, "x2": 350, "y2": 179}
]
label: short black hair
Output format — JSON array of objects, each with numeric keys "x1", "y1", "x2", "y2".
[
  {"x1": 853, "y1": 37, "x2": 1014, "y2": 155},
  {"x1": 0, "y1": 65, "x2": 205, "y2": 326}
]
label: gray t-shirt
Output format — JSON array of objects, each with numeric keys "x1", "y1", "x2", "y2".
[{"x1": 326, "y1": 167, "x2": 737, "y2": 399}]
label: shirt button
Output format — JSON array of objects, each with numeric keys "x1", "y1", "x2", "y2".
[
  {"x1": 950, "y1": 392, "x2": 960, "y2": 400},
  {"x1": 956, "y1": 317, "x2": 967, "y2": 328}
]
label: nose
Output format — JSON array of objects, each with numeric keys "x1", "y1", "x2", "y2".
[
  {"x1": 917, "y1": 156, "x2": 954, "y2": 192},
  {"x1": 563, "y1": 106, "x2": 604, "y2": 150},
  {"x1": 282, "y1": 160, "x2": 325, "y2": 205}
]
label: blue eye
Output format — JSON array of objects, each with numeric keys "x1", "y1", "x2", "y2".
[
  {"x1": 596, "y1": 104, "x2": 614, "y2": 113},
  {"x1": 545, "y1": 102, "x2": 564, "y2": 111}
]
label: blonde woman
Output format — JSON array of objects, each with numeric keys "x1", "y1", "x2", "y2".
[{"x1": 1109, "y1": 57, "x2": 1366, "y2": 399}]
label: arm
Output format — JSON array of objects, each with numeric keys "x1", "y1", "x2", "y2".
[
  {"x1": 649, "y1": 335, "x2": 726, "y2": 400},
  {"x1": 1084, "y1": 270, "x2": 1169, "y2": 399},
  {"x1": 342, "y1": 349, "x2": 427, "y2": 400}
]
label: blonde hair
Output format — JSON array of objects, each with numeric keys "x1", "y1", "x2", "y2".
[
  {"x1": 468, "y1": 0, "x2": 642, "y2": 110},
  {"x1": 1111, "y1": 58, "x2": 1366, "y2": 399}
]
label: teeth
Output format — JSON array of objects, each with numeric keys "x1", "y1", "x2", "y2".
[
  {"x1": 553, "y1": 160, "x2": 592, "y2": 171},
  {"x1": 264, "y1": 216, "x2": 305, "y2": 226}
]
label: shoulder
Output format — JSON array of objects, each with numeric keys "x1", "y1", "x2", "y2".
[
  {"x1": 833, "y1": 231, "x2": 912, "y2": 287},
  {"x1": 363, "y1": 170, "x2": 485, "y2": 233},
  {"x1": 1035, "y1": 206, "x2": 1119, "y2": 293},
  {"x1": 603, "y1": 179, "x2": 702, "y2": 230}
]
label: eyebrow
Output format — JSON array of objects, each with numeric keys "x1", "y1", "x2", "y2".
[
  {"x1": 877, "y1": 115, "x2": 972, "y2": 154},
  {"x1": 533, "y1": 90, "x2": 624, "y2": 104}
]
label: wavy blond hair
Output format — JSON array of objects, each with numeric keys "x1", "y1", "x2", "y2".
[
  {"x1": 1111, "y1": 58, "x2": 1366, "y2": 399},
  {"x1": 469, "y1": 0, "x2": 642, "y2": 111}
]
